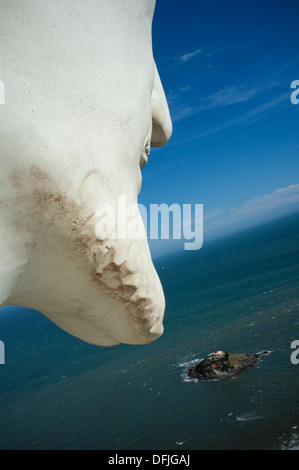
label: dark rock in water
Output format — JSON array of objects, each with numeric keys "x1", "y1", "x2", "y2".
[{"x1": 188, "y1": 351, "x2": 269, "y2": 381}]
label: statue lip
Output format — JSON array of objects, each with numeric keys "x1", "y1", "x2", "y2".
[
  {"x1": 139, "y1": 153, "x2": 148, "y2": 170},
  {"x1": 139, "y1": 139, "x2": 151, "y2": 170}
]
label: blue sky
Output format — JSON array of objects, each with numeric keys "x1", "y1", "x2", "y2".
[{"x1": 139, "y1": 0, "x2": 299, "y2": 257}]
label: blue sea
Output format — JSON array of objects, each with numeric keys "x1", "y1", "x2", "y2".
[{"x1": 0, "y1": 212, "x2": 299, "y2": 450}]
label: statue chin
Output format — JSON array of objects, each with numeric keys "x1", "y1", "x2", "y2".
[
  {"x1": 87, "y1": 235, "x2": 166, "y2": 347},
  {"x1": 46, "y1": 233, "x2": 166, "y2": 347},
  {"x1": 62, "y1": 210, "x2": 166, "y2": 347},
  {"x1": 5, "y1": 165, "x2": 165, "y2": 347}
]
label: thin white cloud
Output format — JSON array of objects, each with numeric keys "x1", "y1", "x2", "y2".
[
  {"x1": 146, "y1": 185, "x2": 299, "y2": 258},
  {"x1": 156, "y1": 42, "x2": 249, "y2": 71},
  {"x1": 170, "y1": 82, "x2": 281, "y2": 123},
  {"x1": 201, "y1": 85, "x2": 262, "y2": 110},
  {"x1": 204, "y1": 209, "x2": 223, "y2": 222},
  {"x1": 179, "y1": 48, "x2": 202, "y2": 63},
  {"x1": 205, "y1": 184, "x2": 299, "y2": 239},
  {"x1": 169, "y1": 91, "x2": 289, "y2": 142},
  {"x1": 148, "y1": 185, "x2": 299, "y2": 256}
]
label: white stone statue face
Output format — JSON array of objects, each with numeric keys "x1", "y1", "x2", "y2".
[{"x1": 0, "y1": 0, "x2": 172, "y2": 346}]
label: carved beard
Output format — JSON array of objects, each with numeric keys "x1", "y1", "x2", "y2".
[{"x1": 8, "y1": 165, "x2": 165, "y2": 346}]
